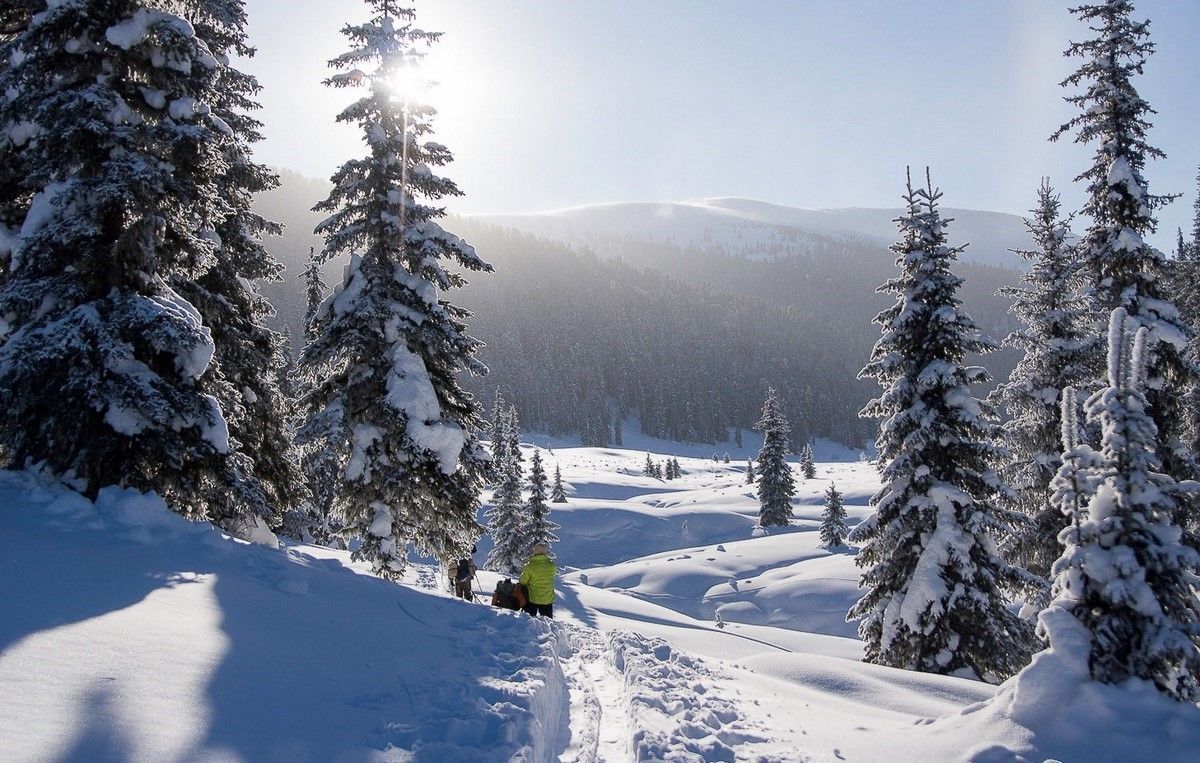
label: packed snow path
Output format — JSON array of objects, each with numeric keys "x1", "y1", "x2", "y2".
[{"x1": 552, "y1": 621, "x2": 796, "y2": 762}]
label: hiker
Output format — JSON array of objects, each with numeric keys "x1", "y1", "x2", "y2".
[
  {"x1": 453, "y1": 555, "x2": 477, "y2": 601},
  {"x1": 518, "y1": 543, "x2": 557, "y2": 618}
]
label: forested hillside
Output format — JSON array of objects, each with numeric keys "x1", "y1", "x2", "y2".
[{"x1": 254, "y1": 172, "x2": 1021, "y2": 449}]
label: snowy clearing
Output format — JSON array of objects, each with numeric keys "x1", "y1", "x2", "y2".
[{"x1": 2, "y1": 445, "x2": 1198, "y2": 761}]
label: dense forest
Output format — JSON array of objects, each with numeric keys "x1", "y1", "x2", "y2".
[{"x1": 255, "y1": 172, "x2": 1020, "y2": 449}]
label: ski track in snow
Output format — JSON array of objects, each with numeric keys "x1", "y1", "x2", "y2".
[{"x1": 552, "y1": 621, "x2": 800, "y2": 762}]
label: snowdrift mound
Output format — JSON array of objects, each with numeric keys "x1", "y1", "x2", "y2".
[{"x1": 922, "y1": 609, "x2": 1200, "y2": 762}]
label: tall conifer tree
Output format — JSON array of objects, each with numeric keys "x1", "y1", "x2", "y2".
[
  {"x1": 820, "y1": 482, "x2": 848, "y2": 548},
  {"x1": 486, "y1": 410, "x2": 526, "y2": 575},
  {"x1": 185, "y1": 0, "x2": 306, "y2": 530},
  {"x1": 991, "y1": 181, "x2": 1100, "y2": 580},
  {"x1": 551, "y1": 463, "x2": 568, "y2": 503},
  {"x1": 523, "y1": 449, "x2": 559, "y2": 557},
  {"x1": 1053, "y1": 0, "x2": 1195, "y2": 487},
  {"x1": 0, "y1": 0, "x2": 265, "y2": 528},
  {"x1": 299, "y1": 1, "x2": 491, "y2": 578},
  {"x1": 850, "y1": 170, "x2": 1033, "y2": 680},
  {"x1": 755, "y1": 387, "x2": 795, "y2": 527}
]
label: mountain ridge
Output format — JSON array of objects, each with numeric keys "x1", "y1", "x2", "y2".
[{"x1": 471, "y1": 195, "x2": 1033, "y2": 269}]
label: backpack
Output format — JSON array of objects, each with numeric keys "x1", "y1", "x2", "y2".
[
  {"x1": 455, "y1": 559, "x2": 472, "y2": 581},
  {"x1": 493, "y1": 578, "x2": 522, "y2": 610}
]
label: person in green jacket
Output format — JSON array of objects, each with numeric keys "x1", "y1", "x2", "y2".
[{"x1": 518, "y1": 543, "x2": 557, "y2": 618}]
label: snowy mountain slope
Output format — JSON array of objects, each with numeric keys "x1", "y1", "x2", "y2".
[
  {"x1": 5, "y1": 444, "x2": 1199, "y2": 762},
  {"x1": 474, "y1": 197, "x2": 1033, "y2": 269}
]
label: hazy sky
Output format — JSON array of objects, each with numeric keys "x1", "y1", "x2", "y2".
[{"x1": 240, "y1": 0, "x2": 1200, "y2": 242}]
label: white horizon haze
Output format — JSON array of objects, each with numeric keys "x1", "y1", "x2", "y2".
[{"x1": 241, "y1": 0, "x2": 1200, "y2": 247}]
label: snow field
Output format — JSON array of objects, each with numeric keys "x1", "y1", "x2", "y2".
[{"x1": 5, "y1": 442, "x2": 1200, "y2": 761}]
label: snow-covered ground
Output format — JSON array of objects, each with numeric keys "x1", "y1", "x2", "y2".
[{"x1": 2, "y1": 445, "x2": 1198, "y2": 761}]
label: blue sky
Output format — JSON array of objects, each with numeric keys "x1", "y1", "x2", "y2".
[{"x1": 242, "y1": 0, "x2": 1200, "y2": 243}]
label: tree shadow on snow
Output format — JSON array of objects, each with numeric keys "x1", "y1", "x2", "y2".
[
  {"x1": 552, "y1": 581, "x2": 598, "y2": 629},
  {"x1": 195, "y1": 549, "x2": 566, "y2": 761},
  {"x1": 57, "y1": 684, "x2": 135, "y2": 763},
  {"x1": 0, "y1": 519, "x2": 209, "y2": 657}
]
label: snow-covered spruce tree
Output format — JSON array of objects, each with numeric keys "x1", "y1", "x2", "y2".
[
  {"x1": 551, "y1": 463, "x2": 568, "y2": 503},
  {"x1": 1053, "y1": 0, "x2": 1195, "y2": 486},
  {"x1": 820, "y1": 482, "x2": 848, "y2": 548},
  {"x1": 643, "y1": 453, "x2": 656, "y2": 478},
  {"x1": 294, "y1": 247, "x2": 345, "y2": 545},
  {"x1": 489, "y1": 387, "x2": 507, "y2": 470},
  {"x1": 745, "y1": 460, "x2": 755, "y2": 485},
  {"x1": 1040, "y1": 310, "x2": 1200, "y2": 700},
  {"x1": 522, "y1": 449, "x2": 559, "y2": 558},
  {"x1": 300, "y1": 2, "x2": 492, "y2": 578},
  {"x1": 799, "y1": 444, "x2": 816, "y2": 479},
  {"x1": 504, "y1": 403, "x2": 523, "y2": 471},
  {"x1": 755, "y1": 387, "x2": 795, "y2": 527},
  {"x1": 0, "y1": 0, "x2": 268, "y2": 524},
  {"x1": 849, "y1": 170, "x2": 1034, "y2": 680},
  {"x1": 184, "y1": 0, "x2": 308, "y2": 531},
  {"x1": 301, "y1": 248, "x2": 326, "y2": 339},
  {"x1": 485, "y1": 423, "x2": 526, "y2": 575},
  {"x1": 991, "y1": 180, "x2": 1100, "y2": 581}
]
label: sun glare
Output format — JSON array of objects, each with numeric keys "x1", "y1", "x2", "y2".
[{"x1": 384, "y1": 63, "x2": 433, "y2": 104}]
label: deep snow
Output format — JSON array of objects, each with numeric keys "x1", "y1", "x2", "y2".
[{"x1": 2, "y1": 444, "x2": 1198, "y2": 761}]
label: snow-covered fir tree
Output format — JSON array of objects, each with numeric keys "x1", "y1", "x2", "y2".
[
  {"x1": 504, "y1": 404, "x2": 523, "y2": 471},
  {"x1": 485, "y1": 434, "x2": 525, "y2": 575},
  {"x1": 820, "y1": 482, "x2": 848, "y2": 548},
  {"x1": 1053, "y1": 0, "x2": 1195, "y2": 488},
  {"x1": 849, "y1": 170, "x2": 1034, "y2": 680},
  {"x1": 745, "y1": 460, "x2": 756, "y2": 485},
  {"x1": 489, "y1": 388, "x2": 507, "y2": 471},
  {"x1": 755, "y1": 387, "x2": 795, "y2": 527},
  {"x1": 295, "y1": 247, "x2": 343, "y2": 545},
  {"x1": 185, "y1": 0, "x2": 308, "y2": 532},
  {"x1": 300, "y1": 248, "x2": 326, "y2": 340},
  {"x1": 673, "y1": 457, "x2": 682, "y2": 478},
  {"x1": 299, "y1": 1, "x2": 491, "y2": 578},
  {"x1": 643, "y1": 453, "x2": 656, "y2": 478},
  {"x1": 651, "y1": 461, "x2": 664, "y2": 480},
  {"x1": 551, "y1": 463, "x2": 568, "y2": 503},
  {"x1": 522, "y1": 449, "x2": 559, "y2": 558},
  {"x1": 0, "y1": 0, "x2": 272, "y2": 529},
  {"x1": 799, "y1": 444, "x2": 816, "y2": 479},
  {"x1": 990, "y1": 180, "x2": 1100, "y2": 581},
  {"x1": 1040, "y1": 309, "x2": 1200, "y2": 700},
  {"x1": 723, "y1": 452, "x2": 730, "y2": 464}
]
